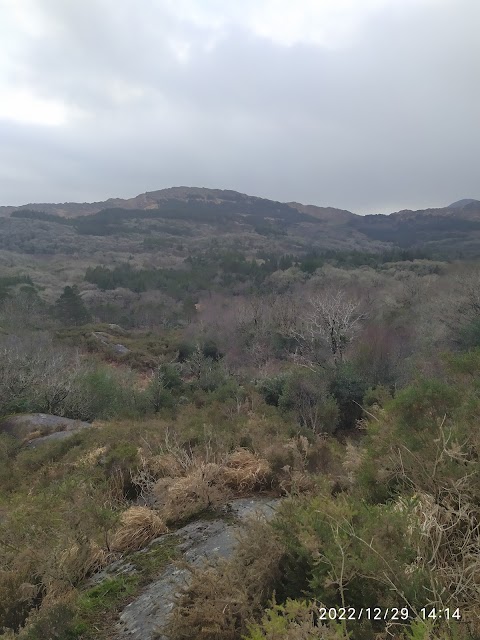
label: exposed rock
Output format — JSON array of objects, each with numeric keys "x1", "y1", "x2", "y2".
[
  {"x1": 114, "y1": 497, "x2": 280, "y2": 640},
  {"x1": 0, "y1": 413, "x2": 91, "y2": 445},
  {"x1": 91, "y1": 331, "x2": 111, "y2": 344},
  {"x1": 91, "y1": 331, "x2": 130, "y2": 354},
  {"x1": 108, "y1": 323, "x2": 128, "y2": 335},
  {"x1": 113, "y1": 343, "x2": 130, "y2": 354}
]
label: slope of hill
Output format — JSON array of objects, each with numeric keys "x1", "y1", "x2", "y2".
[
  {"x1": 2, "y1": 188, "x2": 480, "y2": 266},
  {"x1": 449, "y1": 198, "x2": 480, "y2": 209},
  {"x1": 0, "y1": 187, "x2": 346, "y2": 220}
]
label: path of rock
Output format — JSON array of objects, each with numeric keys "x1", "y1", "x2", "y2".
[{"x1": 114, "y1": 497, "x2": 280, "y2": 640}]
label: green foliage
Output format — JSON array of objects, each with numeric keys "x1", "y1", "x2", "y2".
[
  {"x1": 77, "y1": 576, "x2": 139, "y2": 615},
  {"x1": 245, "y1": 598, "x2": 345, "y2": 640},
  {"x1": 54, "y1": 286, "x2": 91, "y2": 326},
  {"x1": 389, "y1": 379, "x2": 460, "y2": 437},
  {"x1": 329, "y1": 363, "x2": 368, "y2": 430},
  {"x1": 0, "y1": 274, "x2": 34, "y2": 303},
  {"x1": 64, "y1": 366, "x2": 147, "y2": 421},
  {"x1": 279, "y1": 370, "x2": 339, "y2": 434},
  {"x1": 146, "y1": 366, "x2": 177, "y2": 413},
  {"x1": 405, "y1": 619, "x2": 433, "y2": 640},
  {"x1": 85, "y1": 261, "x2": 216, "y2": 298},
  {"x1": 273, "y1": 494, "x2": 429, "y2": 639},
  {"x1": 443, "y1": 347, "x2": 480, "y2": 383},
  {"x1": 177, "y1": 340, "x2": 195, "y2": 361},
  {"x1": 257, "y1": 374, "x2": 288, "y2": 407},
  {"x1": 19, "y1": 601, "x2": 85, "y2": 640},
  {"x1": 201, "y1": 339, "x2": 223, "y2": 361},
  {"x1": 362, "y1": 385, "x2": 393, "y2": 407}
]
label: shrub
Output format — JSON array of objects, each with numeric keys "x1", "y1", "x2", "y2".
[
  {"x1": 245, "y1": 599, "x2": 345, "y2": 640},
  {"x1": 17, "y1": 598, "x2": 83, "y2": 640},
  {"x1": 328, "y1": 363, "x2": 368, "y2": 430},
  {"x1": 257, "y1": 374, "x2": 288, "y2": 407},
  {"x1": 272, "y1": 493, "x2": 430, "y2": 639},
  {"x1": 389, "y1": 379, "x2": 460, "y2": 435},
  {"x1": 279, "y1": 370, "x2": 339, "y2": 434}
]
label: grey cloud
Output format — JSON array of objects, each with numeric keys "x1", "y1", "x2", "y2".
[{"x1": 1, "y1": 0, "x2": 479, "y2": 212}]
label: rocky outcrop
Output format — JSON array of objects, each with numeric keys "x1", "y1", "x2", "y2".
[
  {"x1": 113, "y1": 497, "x2": 280, "y2": 640},
  {"x1": 91, "y1": 331, "x2": 130, "y2": 354},
  {"x1": 0, "y1": 413, "x2": 91, "y2": 446}
]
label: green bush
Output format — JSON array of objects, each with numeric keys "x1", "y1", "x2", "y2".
[
  {"x1": 257, "y1": 374, "x2": 288, "y2": 407},
  {"x1": 19, "y1": 601, "x2": 84, "y2": 640},
  {"x1": 389, "y1": 379, "x2": 460, "y2": 438},
  {"x1": 455, "y1": 319, "x2": 480, "y2": 351},
  {"x1": 245, "y1": 599, "x2": 345, "y2": 640},
  {"x1": 278, "y1": 370, "x2": 339, "y2": 434},
  {"x1": 329, "y1": 363, "x2": 368, "y2": 430},
  {"x1": 63, "y1": 366, "x2": 147, "y2": 421},
  {"x1": 273, "y1": 494, "x2": 429, "y2": 639}
]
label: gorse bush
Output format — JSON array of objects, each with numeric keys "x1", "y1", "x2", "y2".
[
  {"x1": 257, "y1": 370, "x2": 339, "y2": 434},
  {"x1": 257, "y1": 374, "x2": 288, "y2": 407},
  {"x1": 328, "y1": 363, "x2": 368, "y2": 430},
  {"x1": 263, "y1": 364, "x2": 479, "y2": 639},
  {"x1": 245, "y1": 599, "x2": 345, "y2": 640},
  {"x1": 274, "y1": 494, "x2": 429, "y2": 616}
]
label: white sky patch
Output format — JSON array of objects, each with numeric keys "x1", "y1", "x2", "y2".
[
  {"x1": 165, "y1": 0, "x2": 441, "y2": 48},
  {"x1": 108, "y1": 80, "x2": 146, "y2": 106},
  {"x1": 0, "y1": 87, "x2": 71, "y2": 126},
  {"x1": 168, "y1": 37, "x2": 192, "y2": 64},
  {"x1": 0, "y1": 0, "x2": 51, "y2": 39}
]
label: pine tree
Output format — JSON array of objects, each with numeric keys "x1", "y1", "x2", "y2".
[{"x1": 54, "y1": 285, "x2": 91, "y2": 326}]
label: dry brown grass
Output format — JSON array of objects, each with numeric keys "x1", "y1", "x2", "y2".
[
  {"x1": 220, "y1": 449, "x2": 272, "y2": 492},
  {"x1": 160, "y1": 463, "x2": 226, "y2": 523},
  {"x1": 263, "y1": 436, "x2": 344, "y2": 496},
  {"x1": 148, "y1": 449, "x2": 273, "y2": 524},
  {"x1": 55, "y1": 540, "x2": 107, "y2": 590},
  {"x1": 111, "y1": 506, "x2": 168, "y2": 553},
  {"x1": 148, "y1": 452, "x2": 186, "y2": 477},
  {"x1": 74, "y1": 445, "x2": 108, "y2": 467},
  {"x1": 279, "y1": 470, "x2": 316, "y2": 495},
  {"x1": 342, "y1": 441, "x2": 364, "y2": 486}
]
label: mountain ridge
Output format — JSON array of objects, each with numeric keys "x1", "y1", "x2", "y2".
[
  {"x1": 2, "y1": 187, "x2": 480, "y2": 257},
  {"x1": 0, "y1": 186, "x2": 353, "y2": 220},
  {"x1": 1, "y1": 187, "x2": 479, "y2": 223}
]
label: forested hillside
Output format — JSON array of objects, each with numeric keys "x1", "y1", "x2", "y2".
[{"x1": 0, "y1": 189, "x2": 479, "y2": 639}]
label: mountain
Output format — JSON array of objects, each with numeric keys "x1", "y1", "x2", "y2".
[
  {"x1": 2, "y1": 187, "x2": 480, "y2": 258},
  {"x1": 0, "y1": 187, "x2": 351, "y2": 221},
  {"x1": 449, "y1": 198, "x2": 480, "y2": 209},
  {"x1": 287, "y1": 202, "x2": 356, "y2": 224}
]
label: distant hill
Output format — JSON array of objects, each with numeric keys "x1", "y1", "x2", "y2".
[
  {"x1": 0, "y1": 187, "x2": 350, "y2": 221},
  {"x1": 2, "y1": 187, "x2": 480, "y2": 258},
  {"x1": 287, "y1": 202, "x2": 356, "y2": 224},
  {"x1": 449, "y1": 198, "x2": 480, "y2": 209}
]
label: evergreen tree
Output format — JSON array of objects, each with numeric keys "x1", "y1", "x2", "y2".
[{"x1": 54, "y1": 285, "x2": 91, "y2": 326}]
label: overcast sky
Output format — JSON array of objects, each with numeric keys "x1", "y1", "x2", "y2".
[{"x1": 0, "y1": 0, "x2": 478, "y2": 214}]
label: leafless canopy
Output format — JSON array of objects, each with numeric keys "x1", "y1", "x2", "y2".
[{"x1": 290, "y1": 289, "x2": 366, "y2": 369}]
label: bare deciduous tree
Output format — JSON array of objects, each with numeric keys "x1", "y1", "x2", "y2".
[{"x1": 291, "y1": 289, "x2": 366, "y2": 368}]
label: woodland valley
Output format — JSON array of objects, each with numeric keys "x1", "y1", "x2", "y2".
[{"x1": 0, "y1": 187, "x2": 480, "y2": 640}]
